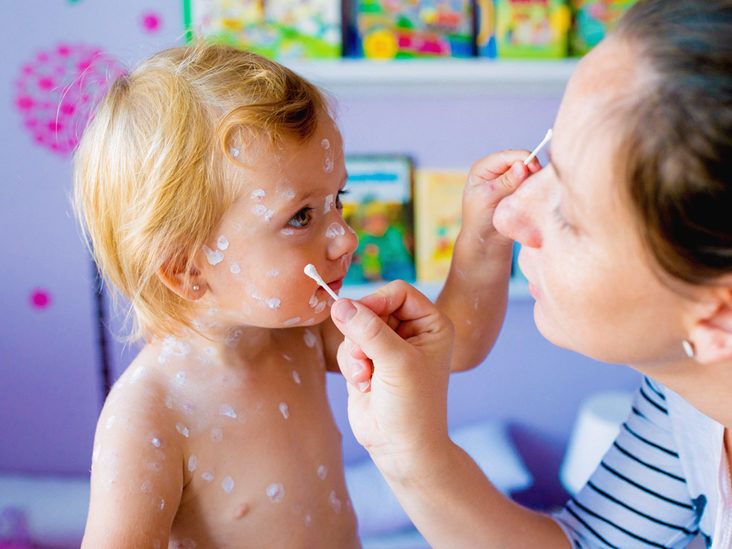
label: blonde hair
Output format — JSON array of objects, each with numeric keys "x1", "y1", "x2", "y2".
[{"x1": 74, "y1": 43, "x2": 328, "y2": 341}]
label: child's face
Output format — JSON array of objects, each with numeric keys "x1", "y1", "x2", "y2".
[{"x1": 197, "y1": 115, "x2": 357, "y2": 329}]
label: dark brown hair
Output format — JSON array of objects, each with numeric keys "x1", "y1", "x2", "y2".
[{"x1": 615, "y1": 0, "x2": 732, "y2": 285}]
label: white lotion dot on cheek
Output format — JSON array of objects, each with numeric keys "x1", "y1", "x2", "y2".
[
  {"x1": 176, "y1": 423, "x2": 190, "y2": 438},
  {"x1": 266, "y1": 297, "x2": 281, "y2": 310},
  {"x1": 219, "y1": 404, "x2": 237, "y2": 418},
  {"x1": 211, "y1": 428, "x2": 223, "y2": 442},
  {"x1": 216, "y1": 235, "x2": 229, "y2": 251},
  {"x1": 283, "y1": 317, "x2": 301, "y2": 327},
  {"x1": 314, "y1": 301, "x2": 327, "y2": 314},
  {"x1": 202, "y1": 471, "x2": 215, "y2": 482},
  {"x1": 203, "y1": 245, "x2": 224, "y2": 266},
  {"x1": 230, "y1": 263, "x2": 241, "y2": 274},
  {"x1": 308, "y1": 294, "x2": 319, "y2": 308},
  {"x1": 222, "y1": 476, "x2": 235, "y2": 494},
  {"x1": 151, "y1": 437, "x2": 162, "y2": 448},
  {"x1": 187, "y1": 455, "x2": 198, "y2": 472},
  {"x1": 280, "y1": 227, "x2": 295, "y2": 236},
  {"x1": 266, "y1": 268, "x2": 280, "y2": 278},
  {"x1": 266, "y1": 482, "x2": 285, "y2": 503},
  {"x1": 303, "y1": 329, "x2": 317, "y2": 348},
  {"x1": 278, "y1": 402, "x2": 289, "y2": 419},
  {"x1": 292, "y1": 370, "x2": 301, "y2": 384},
  {"x1": 175, "y1": 371, "x2": 186, "y2": 386},
  {"x1": 325, "y1": 223, "x2": 346, "y2": 239},
  {"x1": 251, "y1": 189, "x2": 266, "y2": 201}
]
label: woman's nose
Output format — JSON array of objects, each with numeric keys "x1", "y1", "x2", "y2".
[
  {"x1": 493, "y1": 180, "x2": 543, "y2": 249},
  {"x1": 326, "y1": 220, "x2": 358, "y2": 261}
]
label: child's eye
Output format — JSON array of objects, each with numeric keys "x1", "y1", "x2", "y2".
[
  {"x1": 288, "y1": 207, "x2": 313, "y2": 228},
  {"x1": 336, "y1": 189, "x2": 348, "y2": 210}
]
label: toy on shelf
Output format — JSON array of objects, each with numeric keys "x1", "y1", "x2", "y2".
[
  {"x1": 570, "y1": 0, "x2": 638, "y2": 56},
  {"x1": 495, "y1": 0, "x2": 571, "y2": 59},
  {"x1": 342, "y1": 156, "x2": 416, "y2": 285},
  {"x1": 184, "y1": 0, "x2": 341, "y2": 60},
  {"x1": 354, "y1": 0, "x2": 474, "y2": 59},
  {"x1": 414, "y1": 169, "x2": 466, "y2": 282},
  {"x1": 475, "y1": 0, "x2": 498, "y2": 58}
]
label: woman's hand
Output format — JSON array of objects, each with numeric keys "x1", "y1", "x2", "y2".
[{"x1": 330, "y1": 281, "x2": 454, "y2": 478}]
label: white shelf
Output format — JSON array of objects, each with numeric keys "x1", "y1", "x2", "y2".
[
  {"x1": 283, "y1": 59, "x2": 578, "y2": 97},
  {"x1": 340, "y1": 279, "x2": 531, "y2": 302}
]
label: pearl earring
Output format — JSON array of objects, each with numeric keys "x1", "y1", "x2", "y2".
[
  {"x1": 682, "y1": 339, "x2": 696, "y2": 359},
  {"x1": 192, "y1": 284, "x2": 200, "y2": 292}
]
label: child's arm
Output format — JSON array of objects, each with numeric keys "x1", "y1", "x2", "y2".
[
  {"x1": 82, "y1": 394, "x2": 184, "y2": 548},
  {"x1": 437, "y1": 150, "x2": 539, "y2": 372}
]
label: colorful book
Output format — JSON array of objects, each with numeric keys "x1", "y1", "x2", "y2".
[
  {"x1": 475, "y1": 0, "x2": 498, "y2": 58},
  {"x1": 355, "y1": 0, "x2": 474, "y2": 59},
  {"x1": 414, "y1": 169, "x2": 466, "y2": 282},
  {"x1": 495, "y1": 0, "x2": 571, "y2": 59},
  {"x1": 570, "y1": 0, "x2": 638, "y2": 56},
  {"x1": 184, "y1": 0, "x2": 341, "y2": 60},
  {"x1": 342, "y1": 156, "x2": 416, "y2": 285}
]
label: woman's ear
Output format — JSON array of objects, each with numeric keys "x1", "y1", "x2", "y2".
[
  {"x1": 157, "y1": 257, "x2": 207, "y2": 301},
  {"x1": 688, "y1": 287, "x2": 732, "y2": 364}
]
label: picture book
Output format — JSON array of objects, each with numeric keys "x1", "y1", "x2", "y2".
[
  {"x1": 570, "y1": 0, "x2": 638, "y2": 56},
  {"x1": 495, "y1": 0, "x2": 571, "y2": 59}
]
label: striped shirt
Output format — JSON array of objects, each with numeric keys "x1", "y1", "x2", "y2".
[{"x1": 554, "y1": 377, "x2": 730, "y2": 548}]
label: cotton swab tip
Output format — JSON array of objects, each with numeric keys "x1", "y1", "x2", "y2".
[
  {"x1": 524, "y1": 128, "x2": 553, "y2": 166},
  {"x1": 304, "y1": 263, "x2": 339, "y2": 301}
]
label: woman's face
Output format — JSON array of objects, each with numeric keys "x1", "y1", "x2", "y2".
[{"x1": 494, "y1": 38, "x2": 709, "y2": 367}]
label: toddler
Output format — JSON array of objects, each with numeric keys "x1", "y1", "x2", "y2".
[{"x1": 74, "y1": 43, "x2": 527, "y2": 548}]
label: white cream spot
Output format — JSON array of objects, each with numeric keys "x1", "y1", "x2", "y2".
[
  {"x1": 324, "y1": 194, "x2": 334, "y2": 213},
  {"x1": 278, "y1": 188, "x2": 296, "y2": 200},
  {"x1": 140, "y1": 480, "x2": 152, "y2": 493},
  {"x1": 282, "y1": 353, "x2": 293, "y2": 362},
  {"x1": 314, "y1": 301, "x2": 327, "y2": 314},
  {"x1": 130, "y1": 366, "x2": 146, "y2": 383},
  {"x1": 105, "y1": 415, "x2": 116, "y2": 429},
  {"x1": 320, "y1": 138, "x2": 330, "y2": 150},
  {"x1": 165, "y1": 395, "x2": 174, "y2": 409},
  {"x1": 211, "y1": 427, "x2": 223, "y2": 442},
  {"x1": 303, "y1": 329, "x2": 317, "y2": 348},
  {"x1": 159, "y1": 499, "x2": 165, "y2": 512},
  {"x1": 202, "y1": 471, "x2": 214, "y2": 482},
  {"x1": 151, "y1": 437, "x2": 161, "y2": 448},
  {"x1": 159, "y1": 337, "x2": 191, "y2": 364},
  {"x1": 292, "y1": 370, "x2": 301, "y2": 384},
  {"x1": 182, "y1": 403, "x2": 194, "y2": 415},
  {"x1": 175, "y1": 371, "x2": 186, "y2": 386},
  {"x1": 225, "y1": 328, "x2": 243, "y2": 348},
  {"x1": 187, "y1": 455, "x2": 198, "y2": 473},
  {"x1": 92, "y1": 444, "x2": 101, "y2": 463},
  {"x1": 266, "y1": 268, "x2": 280, "y2": 278},
  {"x1": 252, "y1": 204, "x2": 274, "y2": 221},
  {"x1": 230, "y1": 147, "x2": 240, "y2": 158},
  {"x1": 325, "y1": 223, "x2": 346, "y2": 239},
  {"x1": 280, "y1": 227, "x2": 295, "y2": 236},
  {"x1": 217, "y1": 235, "x2": 229, "y2": 251},
  {"x1": 324, "y1": 156, "x2": 334, "y2": 173},
  {"x1": 251, "y1": 189, "x2": 266, "y2": 201},
  {"x1": 219, "y1": 404, "x2": 237, "y2": 419},
  {"x1": 317, "y1": 464, "x2": 328, "y2": 480},
  {"x1": 283, "y1": 317, "x2": 301, "y2": 327},
  {"x1": 304, "y1": 514, "x2": 312, "y2": 527},
  {"x1": 229, "y1": 263, "x2": 241, "y2": 274},
  {"x1": 222, "y1": 476, "x2": 235, "y2": 493},
  {"x1": 278, "y1": 402, "x2": 290, "y2": 419},
  {"x1": 308, "y1": 294, "x2": 319, "y2": 308},
  {"x1": 176, "y1": 423, "x2": 190, "y2": 438},
  {"x1": 266, "y1": 482, "x2": 285, "y2": 503},
  {"x1": 329, "y1": 490, "x2": 342, "y2": 512},
  {"x1": 266, "y1": 297, "x2": 281, "y2": 310},
  {"x1": 203, "y1": 245, "x2": 224, "y2": 266}
]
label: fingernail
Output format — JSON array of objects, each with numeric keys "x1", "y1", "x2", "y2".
[
  {"x1": 332, "y1": 300, "x2": 357, "y2": 322},
  {"x1": 350, "y1": 361, "x2": 365, "y2": 380},
  {"x1": 357, "y1": 381, "x2": 370, "y2": 392}
]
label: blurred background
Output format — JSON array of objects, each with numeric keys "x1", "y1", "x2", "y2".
[{"x1": 1, "y1": 1, "x2": 641, "y2": 547}]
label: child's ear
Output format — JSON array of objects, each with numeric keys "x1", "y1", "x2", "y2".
[
  {"x1": 157, "y1": 257, "x2": 207, "y2": 301},
  {"x1": 688, "y1": 286, "x2": 732, "y2": 364}
]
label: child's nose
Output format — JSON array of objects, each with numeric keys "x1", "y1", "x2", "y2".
[
  {"x1": 494, "y1": 185, "x2": 543, "y2": 249},
  {"x1": 326, "y1": 221, "x2": 358, "y2": 261}
]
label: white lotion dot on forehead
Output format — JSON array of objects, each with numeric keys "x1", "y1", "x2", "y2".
[
  {"x1": 325, "y1": 223, "x2": 346, "y2": 239},
  {"x1": 292, "y1": 370, "x2": 301, "y2": 384},
  {"x1": 211, "y1": 427, "x2": 223, "y2": 442},
  {"x1": 230, "y1": 263, "x2": 241, "y2": 274},
  {"x1": 283, "y1": 317, "x2": 301, "y2": 327},
  {"x1": 222, "y1": 476, "x2": 235, "y2": 494},
  {"x1": 303, "y1": 329, "x2": 317, "y2": 348},
  {"x1": 324, "y1": 194, "x2": 334, "y2": 213},
  {"x1": 187, "y1": 455, "x2": 198, "y2": 473},
  {"x1": 216, "y1": 235, "x2": 229, "y2": 251},
  {"x1": 219, "y1": 404, "x2": 237, "y2": 419},
  {"x1": 203, "y1": 245, "x2": 224, "y2": 266},
  {"x1": 266, "y1": 297, "x2": 281, "y2": 310},
  {"x1": 317, "y1": 464, "x2": 328, "y2": 480},
  {"x1": 176, "y1": 423, "x2": 190, "y2": 438},
  {"x1": 202, "y1": 471, "x2": 214, "y2": 482},
  {"x1": 320, "y1": 138, "x2": 330, "y2": 150},
  {"x1": 524, "y1": 128, "x2": 553, "y2": 166},
  {"x1": 278, "y1": 402, "x2": 290, "y2": 419},
  {"x1": 266, "y1": 482, "x2": 285, "y2": 503},
  {"x1": 250, "y1": 189, "x2": 266, "y2": 201}
]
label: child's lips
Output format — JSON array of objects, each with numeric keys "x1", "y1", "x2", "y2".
[{"x1": 327, "y1": 278, "x2": 344, "y2": 293}]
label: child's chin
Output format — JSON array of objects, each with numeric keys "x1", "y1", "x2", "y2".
[{"x1": 277, "y1": 306, "x2": 332, "y2": 328}]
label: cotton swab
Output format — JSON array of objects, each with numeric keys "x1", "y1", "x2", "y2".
[
  {"x1": 304, "y1": 264, "x2": 339, "y2": 301},
  {"x1": 524, "y1": 129, "x2": 553, "y2": 166}
]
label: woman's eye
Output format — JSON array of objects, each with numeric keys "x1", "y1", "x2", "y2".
[
  {"x1": 288, "y1": 207, "x2": 313, "y2": 228},
  {"x1": 336, "y1": 189, "x2": 348, "y2": 210},
  {"x1": 553, "y1": 204, "x2": 575, "y2": 233}
]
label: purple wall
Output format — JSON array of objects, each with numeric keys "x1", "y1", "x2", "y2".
[{"x1": 0, "y1": 1, "x2": 641, "y2": 507}]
